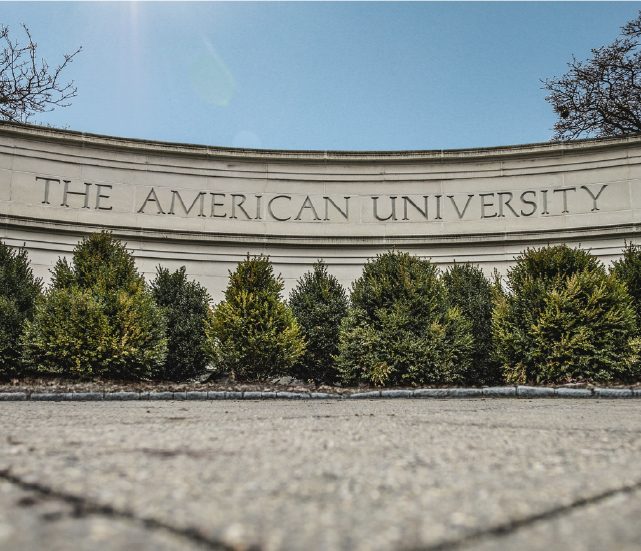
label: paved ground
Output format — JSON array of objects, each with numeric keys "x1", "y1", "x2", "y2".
[{"x1": 1, "y1": 399, "x2": 641, "y2": 551}]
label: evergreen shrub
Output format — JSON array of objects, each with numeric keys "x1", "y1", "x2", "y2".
[
  {"x1": 611, "y1": 242, "x2": 641, "y2": 327},
  {"x1": 336, "y1": 251, "x2": 473, "y2": 386},
  {"x1": 151, "y1": 266, "x2": 213, "y2": 381},
  {"x1": 289, "y1": 261, "x2": 348, "y2": 383},
  {"x1": 0, "y1": 242, "x2": 42, "y2": 378},
  {"x1": 207, "y1": 255, "x2": 305, "y2": 381},
  {"x1": 442, "y1": 263, "x2": 501, "y2": 385},
  {"x1": 22, "y1": 232, "x2": 166, "y2": 379},
  {"x1": 493, "y1": 245, "x2": 639, "y2": 384}
]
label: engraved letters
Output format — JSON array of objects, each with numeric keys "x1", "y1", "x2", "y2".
[
  {"x1": 37, "y1": 177, "x2": 113, "y2": 211},
  {"x1": 34, "y1": 176, "x2": 613, "y2": 224}
]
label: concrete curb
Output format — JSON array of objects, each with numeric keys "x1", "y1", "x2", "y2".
[{"x1": 0, "y1": 386, "x2": 640, "y2": 401}]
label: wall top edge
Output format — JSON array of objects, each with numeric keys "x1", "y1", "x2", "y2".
[{"x1": 2, "y1": 121, "x2": 641, "y2": 164}]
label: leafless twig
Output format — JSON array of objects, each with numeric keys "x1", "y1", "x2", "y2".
[{"x1": 0, "y1": 24, "x2": 81, "y2": 123}]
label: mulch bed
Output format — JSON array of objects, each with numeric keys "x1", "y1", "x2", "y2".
[
  {"x1": 0, "y1": 377, "x2": 361, "y2": 395},
  {"x1": 0, "y1": 378, "x2": 636, "y2": 395}
]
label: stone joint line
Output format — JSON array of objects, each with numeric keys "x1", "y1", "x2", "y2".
[
  {"x1": 0, "y1": 469, "x2": 241, "y2": 551},
  {"x1": 4, "y1": 455, "x2": 641, "y2": 551},
  {"x1": 415, "y1": 479, "x2": 641, "y2": 551}
]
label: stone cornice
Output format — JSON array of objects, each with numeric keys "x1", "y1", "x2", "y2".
[{"x1": 2, "y1": 121, "x2": 641, "y2": 164}]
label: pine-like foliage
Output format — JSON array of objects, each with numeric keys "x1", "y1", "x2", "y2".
[
  {"x1": 22, "y1": 232, "x2": 166, "y2": 379},
  {"x1": 336, "y1": 251, "x2": 473, "y2": 387},
  {"x1": 493, "y1": 245, "x2": 639, "y2": 384},
  {"x1": 289, "y1": 261, "x2": 348, "y2": 383},
  {"x1": 442, "y1": 264, "x2": 501, "y2": 385},
  {"x1": 0, "y1": 242, "x2": 42, "y2": 378},
  {"x1": 151, "y1": 266, "x2": 213, "y2": 381},
  {"x1": 611, "y1": 242, "x2": 641, "y2": 327},
  {"x1": 207, "y1": 255, "x2": 305, "y2": 381}
]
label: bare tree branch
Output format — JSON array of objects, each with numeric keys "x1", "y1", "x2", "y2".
[
  {"x1": 0, "y1": 24, "x2": 81, "y2": 123},
  {"x1": 543, "y1": 12, "x2": 641, "y2": 140}
]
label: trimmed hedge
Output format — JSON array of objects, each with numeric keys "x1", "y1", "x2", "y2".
[
  {"x1": 22, "y1": 232, "x2": 166, "y2": 379},
  {"x1": 611, "y1": 242, "x2": 641, "y2": 328},
  {"x1": 151, "y1": 266, "x2": 213, "y2": 381},
  {"x1": 207, "y1": 255, "x2": 305, "y2": 381},
  {"x1": 0, "y1": 241, "x2": 42, "y2": 378},
  {"x1": 493, "y1": 245, "x2": 639, "y2": 385},
  {"x1": 289, "y1": 261, "x2": 348, "y2": 384},
  {"x1": 7, "y1": 237, "x2": 641, "y2": 387},
  {"x1": 336, "y1": 251, "x2": 473, "y2": 386},
  {"x1": 442, "y1": 263, "x2": 501, "y2": 385}
]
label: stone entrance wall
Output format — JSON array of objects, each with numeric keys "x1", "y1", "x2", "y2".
[{"x1": 1, "y1": 123, "x2": 640, "y2": 299}]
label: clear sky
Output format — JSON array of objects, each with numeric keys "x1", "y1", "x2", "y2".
[{"x1": 3, "y1": 2, "x2": 641, "y2": 151}]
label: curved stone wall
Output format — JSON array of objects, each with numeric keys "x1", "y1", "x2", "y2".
[{"x1": 1, "y1": 123, "x2": 640, "y2": 299}]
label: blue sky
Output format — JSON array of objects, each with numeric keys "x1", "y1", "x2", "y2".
[{"x1": 3, "y1": 2, "x2": 640, "y2": 150}]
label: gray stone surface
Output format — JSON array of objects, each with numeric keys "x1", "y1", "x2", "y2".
[
  {"x1": 449, "y1": 388, "x2": 483, "y2": 398},
  {"x1": 482, "y1": 386, "x2": 517, "y2": 397},
  {"x1": 2, "y1": 123, "x2": 640, "y2": 302},
  {"x1": 0, "y1": 479, "x2": 193, "y2": 551},
  {"x1": 470, "y1": 485, "x2": 641, "y2": 551},
  {"x1": 449, "y1": 388, "x2": 484, "y2": 398},
  {"x1": 310, "y1": 392, "x2": 336, "y2": 400},
  {"x1": 29, "y1": 393, "x2": 63, "y2": 401},
  {"x1": 1, "y1": 399, "x2": 641, "y2": 550},
  {"x1": 184, "y1": 391, "x2": 208, "y2": 400},
  {"x1": 594, "y1": 388, "x2": 633, "y2": 399},
  {"x1": 380, "y1": 390, "x2": 413, "y2": 398},
  {"x1": 104, "y1": 392, "x2": 139, "y2": 401},
  {"x1": 0, "y1": 392, "x2": 26, "y2": 401},
  {"x1": 517, "y1": 386, "x2": 556, "y2": 398},
  {"x1": 64, "y1": 392, "x2": 103, "y2": 401},
  {"x1": 147, "y1": 392, "x2": 173, "y2": 401},
  {"x1": 243, "y1": 391, "x2": 263, "y2": 400},
  {"x1": 4, "y1": 388, "x2": 641, "y2": 402},
  {"x1": 275, "y1": 391, "x2": 309, "y2": 399},
  {"x1": 349, "y1": 391, "x2": 381, "y2": 399},
  {"x1": 413, "y1": 388, "x2": 451, "y2": 398},
  {"x1": 556, "y1": 388, "x2": 593, "y2": 398}
]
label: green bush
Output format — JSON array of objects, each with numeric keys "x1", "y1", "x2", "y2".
[
  {"x1": 207, "y1": 255, "x2": 305, "y2": 381},
  {"x1": 22, "y1": 287, "x2": 113, "y2": 378},
  {"x1": 336, "y1": 251, "x2": 473, "y2": 386},
  {"x1": 150, "y1": 266, "x2": 213, "y2": 381},
  {"x1": 611, "y1": 242, "x2": 641, "y2": 327},
  {"x1": 289, "y1": 261, "x2": 348, "y2": 384},
  {"x1": 22, "y1": 232, "x2": 166, "y2": 379},
  {"x1": 493, "y1": 245, "x2": 639, "y2": 384},
  {"x1": 442, "y1": 263, "x2": 501, "y2": 385},
  {"x1": 0, "y1": 242, "x2": 42, "y2": 378}
]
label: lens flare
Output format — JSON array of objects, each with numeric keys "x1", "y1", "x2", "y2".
[{"x1": 190, "y1": 38, "x2": 236, "y2": 107}]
